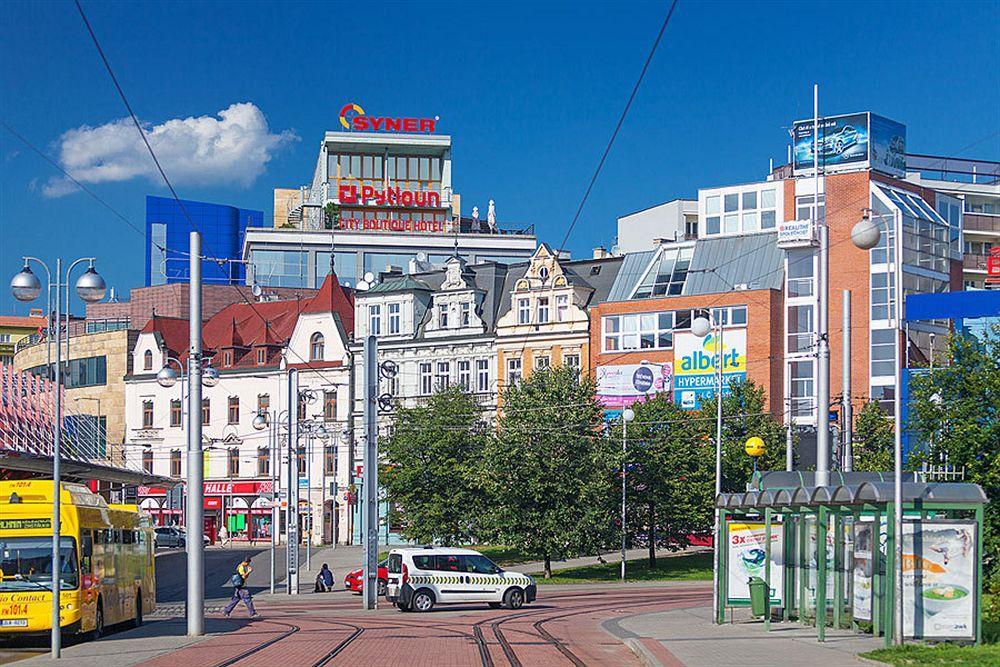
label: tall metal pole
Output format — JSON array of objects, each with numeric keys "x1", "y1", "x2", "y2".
[
  {"x1": 51, "y1": 258, "x2": 62, "y2": 659},
  {"x1": 814, "y1": 83, "x2": 831, "y2": 488},
  {"x1": 786, "y1": 407, "x2": 794, "y2": 472},
  {"x1": 842, "y1": 290, "x2": 853, "y2": 472},
  {"x1": 362, "y1": 335, "x2": 378, "y2": 610},
  {"x1": 287, "y1": 370, "x2": 299, "y2": 594},
  {"x1": 306, "y1": 427, "x2": 312, "y2": 572},
  {"x1": 186, "y1": 231, "x2": 205, "y2": 637},
  {"x1": 892, "y1": 212, "x2": 904, "y2": 645},
  {"x1": 270, "y1": 416, "x2": 276, "y2": 595},
  {"x1": 711, "y1": 315, "x2": 724, "y2": 623},
  {"x1": 620, "y1": 416, "x2": 627, "y2": 581}
]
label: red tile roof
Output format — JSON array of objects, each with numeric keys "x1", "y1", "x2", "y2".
[{"x1": 0, "y1": 315, "x2": 47, "y2": 329}]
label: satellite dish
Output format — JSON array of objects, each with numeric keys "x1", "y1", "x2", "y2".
[
  {"x1": 251, "y1": 283, "x2": 263, "y2": 298},
  {"x1": 363, "y1": 271, "x2": 375, "y2": 283},
  {"x1": 356, "y1": 280, "x2": 370, "y2": 291},
  {"x1": 416, "y1": 252, "x2": 427, "y2": 262}
]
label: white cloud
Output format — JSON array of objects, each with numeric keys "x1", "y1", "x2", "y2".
[{"x1": 43, "y1": 103, "x2": 296, "y2": 197}]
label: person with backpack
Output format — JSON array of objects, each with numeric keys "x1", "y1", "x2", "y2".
[
  {"x1": 315, "y1": 563, "x2": 334, "y2": 592},
  {"x1": 224, "y1": 556, "x2": 259, "y2": 618}
]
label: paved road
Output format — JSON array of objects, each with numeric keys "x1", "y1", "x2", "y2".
[{"x1": 155, "y1": 546, "x2": 285, "y2": 605}]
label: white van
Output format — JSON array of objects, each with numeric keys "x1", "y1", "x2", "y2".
[{"x1": 385, "y1": 547, "x2": 536, "y2": 613}]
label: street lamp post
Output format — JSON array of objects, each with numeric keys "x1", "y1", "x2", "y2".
[
  {"x1": 11, "y1": 257, "x2": 106, "y2": 659},
  {"x1": 620, "y1": 407, "x2": 635, "y2": 581},
  {"x1": 852, "y1": 208, "x2": 905, "y2": 645}
]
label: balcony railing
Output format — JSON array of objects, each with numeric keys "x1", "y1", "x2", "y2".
[
  {"x1": 963, "y1": 253, "x2": 989, "y2": 271},
  {"x1": 13, "y1": 318, "x2": 130, "y2": 354},
  {"x1": 963, "y1": 212, "x2": 1000, "y2": 235}
]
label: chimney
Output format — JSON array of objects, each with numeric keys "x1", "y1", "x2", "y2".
[{"x1": 592, "y1": 247, "x2": 609, "y2": 260}]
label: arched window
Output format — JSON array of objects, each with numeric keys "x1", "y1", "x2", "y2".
[
  {"x1": 310, "y1": 332, "x2": 325, "y2": 361},
  {"x1": 143, "y1": 349, "x2": 153, "y2": 371}
]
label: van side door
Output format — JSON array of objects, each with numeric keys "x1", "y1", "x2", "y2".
[
  {"x1": 463, "y1": 555, "x2": 503, "y2": 601},
  {"x1": 433, "y1": 554, "x2": 468, "y2": 603}
]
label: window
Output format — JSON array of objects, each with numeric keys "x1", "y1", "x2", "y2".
[
  {"x1": 435, "y1": 361, "x2": 450, "y2": 389},
  {"x1": 419, "y1": 362, "x2": 432, "y2": 395},
  {"x1": 685, "y1": 217, "x2": 699, "y2": 238},
  {"x1": 257, "y1": 447, "x2": 270, "y2": 476},
  {"x1": 724, "y1": 214, "x2": 739, "y2": 234},
  {"x1": 507, "y1": 357, "x2": 522, "y2": 386},
  {"x1": 323, "y1": 390, "x2": 337, "y2": 421},
  {"x1": 170, "y1": 450, "x2": 181, "y2": 477},
  {"x1": 789, "y1": 360, "x2": 815, "y2": 418},
  {"x1": 228, "y1": 396, "x2": 240, "y2": 424},
  {"x1": 796, "y1": 194, "x2": 825, "y2": 222},
  {"x1": 226, "y1": 448, "x2": 239, "y2": 476},
  {"x1": 742, "y1": 211, "x2": 758, "y2": 232},
  {"x1": 517, "y1": 298, "x2": 530, "y2": 324},
  {"x1": 706, "y1": 216, "x2": 720, "y2": 235},
  {"x1": 871, "y1": 272, "x2": 896, "y2": 320},
  {"x1": 706, "y1": 195, "x2": 720, "y2": 215},
  {"x1": 603, "y1": 312, "x2": 674, "y2": 352},
  {"x1": 742, "y1": 191, "x2": 757, "y2": 210},
  {"x1": 143, "y1": 349, "x2": 153, "y2": 371},
  {"x1": 369, "y1": 305, "x2": 381, "y2": 335},
  {"x1": 724, "y1": 193, "x2": 739, "y2": 212},
  {"x1": 564, "y1": 353, "x2": 581, "y2": 371},
  {"x1": 143, "y1": 450, "x2": 153, "y2": 474},
  {"x1": 633, "y1": 247, "x2": 692, "y2": 298},
  {"x1": 534, "y1": 355, "x2": 550, "y2": 371},
  {"x1": 786, "y1": 249, "x2": 815, "y2": 298},
  {"x1": 256, "y1": 348, "x2": 266, "y2": 365},
  {"x1": 27, "y1": 356, "x2": 108, "y2": 389},
  {"x1": 388, "y1": 303, "x2": 401, "y2": 334},
  {"x1": 476, "y1": 359, "x2": 490, "y2": 392},
  {"x1": 438, "y1": 303, "x2": 449, "y2": 328},
  {"x1": 297, "y1": 394, "x2": 307, "y2": 420},
  {"x1": 458, "y1": 360, "x2": 471, "y2": 389},
  {"x1": 324, "y1": 445, "x2": 336, "y2": 475},
  {"x1": 223, "y1": 351, "x2": 233, "y2": 367},
  {"x1": 297, "y1": 446, "x2": 306, "y2": 475},
  {"x1": 202, "y1": 398, "x2": 210, "y2": 426},
  {"x1": 460, "y1": 302, "x2": 471, "y2": 327},
  {"x1": 556, "y1": 295, "x2": 569, "y2": 321},
  {"x1": 142, "y1": 400, "x2": 154, "y2": 428},
  {"x1": 787, "y1": 305, "x2": 814, "y2": 353},
  {"x1": 537, "y1": 297, "x2": 550, "y2": 324},
  {"x1": 169, "y1": 399, "x2": 182, "y2": 427},
  {"x1": 258, "y1": 394, "x2": 270, "y2": 413},
  {"x1": 871, "y1": 329, "x2": 897, "y2": 377},
  {"x1": 310, "y1": 332, "x2": 325, "y2": 361}
]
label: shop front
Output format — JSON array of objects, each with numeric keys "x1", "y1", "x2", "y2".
[{"x1": 137, "y1": 480, "x2": 273, "y2": 542}]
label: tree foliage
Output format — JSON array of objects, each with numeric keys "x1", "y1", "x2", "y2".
[
  {"x1": 909, "y1": 326, "x2": 1000, "y2": 581},
  {"x1": 481, "y1": 366, "x2": 609, "y2": 577},
  {"x1": 380, "y1": 387, "x2": 487, "y2": 545},
  {"x1": 608, "y1": 394, "x2": 715, "y2": 566},
  {"x1": 852, "y1": 400, "x2": 894, "y2": 472}
]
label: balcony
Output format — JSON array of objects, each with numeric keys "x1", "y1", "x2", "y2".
[
  {"x1": 963, "y1": 253, "x2": 989, "y2": 272},
  {"x1": 963, "y1": 212, "x2": 1000, "y2": 235}
]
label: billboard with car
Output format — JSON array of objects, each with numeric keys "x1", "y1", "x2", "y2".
[{"x1": 793, "y1": 112, "x2": 905, "y2": 177}]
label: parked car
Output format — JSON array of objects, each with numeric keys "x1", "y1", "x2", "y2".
[
  {"x1": 153, "y1": 526, "x2": 210, "y2": 549},
  {"x1": 345, "y1": 561, "x2": 388, "y2": 596},
  {"x1": 386, "y1": 547, "x2": 536, "y2": 613}
]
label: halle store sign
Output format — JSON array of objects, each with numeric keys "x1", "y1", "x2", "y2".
[{"x1": 339, "y1": 102, "x2": 439, "y2": 134}]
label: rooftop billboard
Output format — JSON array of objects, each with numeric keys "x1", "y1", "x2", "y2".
[{"x1": 793, "y1": 112, "x2": 906, "y2": 178}]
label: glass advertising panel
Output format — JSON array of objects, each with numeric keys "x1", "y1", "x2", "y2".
[
  {"x1": 726, "y1": 521, "x2": 783, "y2": 605},
  {"x1": 902, "y1": 520, "x2": 977, "y2": 640}
]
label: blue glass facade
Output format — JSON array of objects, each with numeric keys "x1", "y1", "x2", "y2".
[{"x1": 145, "y1": 195, "x2": 263, "y2": 286}]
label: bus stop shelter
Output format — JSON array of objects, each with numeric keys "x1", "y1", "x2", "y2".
[{"x1": 714, "y1": 471, "x2": 988, "y2": 646}]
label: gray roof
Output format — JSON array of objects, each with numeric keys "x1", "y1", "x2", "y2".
[
  {"x1": 608, "y1": 250, "x2": 655, "y2": 301},
  {"x1": 683, "y1": 233, "x2": 783, "y2": 295},
  {"x1": 754, "y1": 471, "x2": 921, "y2": 490},
  {"x1": 494, "y1": 256, "x2": 624, "y2": 320},
  {"x1": 717, "y1": 482, "x2": 988, "y2": 509},
  {"x1": 366, "y1": 275, "x2": 433, "y2": 293}
]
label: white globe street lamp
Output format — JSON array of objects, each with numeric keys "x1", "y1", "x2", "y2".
[
  {"x1": 691, "y1": 315, "x2": 712, "y2": 339},
  {"x1": 10, "y1": 264, "x2": 42, "y2": 302},
  {"x1": 157, "y1": 365, "x2": 179, "y2": 388},
  {"x1": 202, "y1": 364, "x2": 220, "y2": 387},
  {"x1": 75, "y1": 265, "x2": 107, "y2": 303},
  {"x1": 252, "y1": 413, "x2": 269, "y2": 431}
]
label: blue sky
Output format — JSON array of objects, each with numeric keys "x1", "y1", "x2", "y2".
[{"x1": 2, "y1": 0, "x2": 998, "y2": 315}]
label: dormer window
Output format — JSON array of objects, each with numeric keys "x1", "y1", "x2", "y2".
[
  {"x1": 256, "y1": 348, "x2": 266, "y2": 365},
  {"x1": 438, "y1": 303, "x2": 449, "y2": 328},
  {"x1": 143, "y1": 349, "x2": 153, "y2": 371},
  {"x1": 460, "y1": 302, "x2": 470, "y2": 327},
  {"x1": 223, "y1": 350, "x2": 233, "y2": 367},
  {"x1": 310, "y1": 332, "x2": 325, "y2": 361}
]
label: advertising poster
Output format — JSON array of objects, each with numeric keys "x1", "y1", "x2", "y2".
[
  {"x1": 727, "y1": 521, "x2": 783, "y2": 604},
  {"x1": 870, "y1": 114, "x2": 907, "y2": 177},
  {"x1": 793, "y1": 112, "x2": 870, "y2": 175},
  {"x1": 902, "y1": 521, "x2": 977, "y2": 640},
  {"x1": 853, "y1": 521, "x2": 875, "y2": 621},
  {"x1": 596, "y1": 363, "x2": 672, "y2": 409},
  {"x1": 673, "y1": 329, "x2": 747, "y2": 410},
  {"x1": 804, "y1": 516, "x2": 836, "y2": 609}
]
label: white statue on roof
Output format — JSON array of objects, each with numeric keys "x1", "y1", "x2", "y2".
[{"x1": 487, "y1": 199, "x2": 497, "y2": 233}]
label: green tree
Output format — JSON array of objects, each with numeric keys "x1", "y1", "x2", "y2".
[
  {"x1": 381, "y1": 387, "x2": 488, "y2": 545},
  {"x1": 608, "y1": 394, "x2": 715, "y2": 567},
  {"x1": 697, "y1": 381, "x2": 787, "y2": 493},
  {"x1": 323, "y1": 202, "x2": 341, "y2": 229},
  {"x1": 909, "y1": 326, "x2": 1000, "y2": 581},
  {"x1": 852, "y1": 401, "x2": 894, "y2": 472},
  {"x1": 482, "y1": 365, "x2": 609, "y2": 578}
]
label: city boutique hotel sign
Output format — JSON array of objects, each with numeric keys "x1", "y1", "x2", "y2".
[{"x1": 339, "y1": 103, "x2": 439, "y2": 133}]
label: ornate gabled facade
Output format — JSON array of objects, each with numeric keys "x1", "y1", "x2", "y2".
[{"x1": 494, "y1": 244, "x2": 623, "y2": 396}]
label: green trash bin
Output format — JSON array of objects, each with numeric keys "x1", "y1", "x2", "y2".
[{"x1": 748, "y1": 576, "x2": 770, "y2": 617}]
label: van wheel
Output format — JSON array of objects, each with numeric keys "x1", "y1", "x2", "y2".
[
  {"x1": 134, "y1": 591, "x2": 143, "y2": 627},
  {"x1": 377, "y1": 579, "x2": 387, "y2": 596},
  {"x1": 93, "y1": 599, "x2": 105, "y2": 640},
  {"x1": 503, "y1": 587, "x2": 525, "y2": 610},
  {"x1": 412, "y1": 589, "x2": 435, "y2": 613}
]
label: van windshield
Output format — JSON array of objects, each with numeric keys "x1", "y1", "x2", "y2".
[
  {"x1": 387, "y1": 553, "x2": 402, "y2": 574},
  {"x1": 0, "y1": 537, "x2": 79, "y2": 591}
]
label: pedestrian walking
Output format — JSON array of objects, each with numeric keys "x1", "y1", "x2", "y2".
[{"x1": 224, "y1": 556, "x2": 260, "y2": 618}]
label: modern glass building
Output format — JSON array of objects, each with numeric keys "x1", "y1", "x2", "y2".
[{"x1": 146, "y1": 195, "x2": 264, "y2": 286}]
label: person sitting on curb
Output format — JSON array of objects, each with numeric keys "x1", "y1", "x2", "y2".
[{"x1": 315, "y1": 563, "x2": 334, "y2": 592}]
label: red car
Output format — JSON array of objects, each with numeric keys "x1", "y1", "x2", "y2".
[{"x1": 345, "y1": 561, "x2": 388, "y2": 596}]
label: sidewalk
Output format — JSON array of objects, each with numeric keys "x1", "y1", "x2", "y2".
[{"x1": 604, "y1": 604, "x2": 885, "y2": 667}]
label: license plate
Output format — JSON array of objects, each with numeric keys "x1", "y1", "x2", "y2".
[{"x1": 1, "y1": 619, "x2": 28, "y2": 627}]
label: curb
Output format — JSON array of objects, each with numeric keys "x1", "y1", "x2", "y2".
[
  {"x1": 855, "y1": 656, "x2": 891, "y2": 667},
  {"x1": 623, "y1": 637, "x2": 664, "y2": 667}
]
